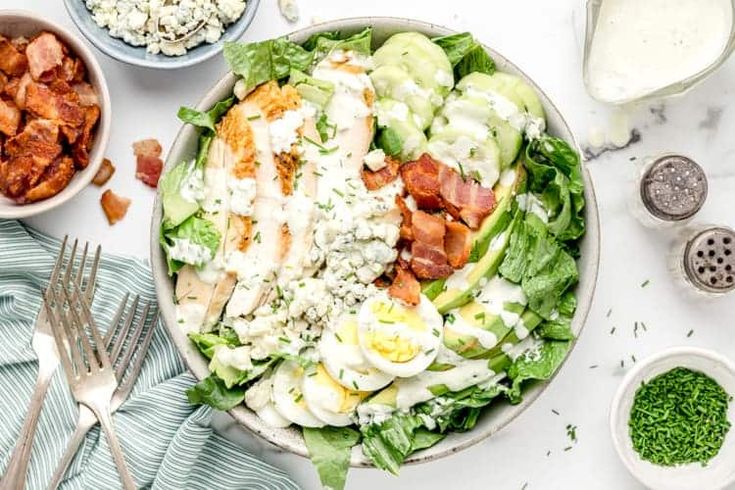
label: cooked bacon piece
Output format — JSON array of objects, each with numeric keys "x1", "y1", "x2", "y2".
[
  {"x1": 0, "y1": 73, "x2": 7, "y2": 93},
  {"x1": 0, "y1": 35, "x2": 28, "y2": 77},
  {"x1": 389, "y1": 265, "x2": 421, "y2": 306},
  {"x1": 11, "y1": 37, "x2": 28, "y2": 53},
  {"x1": 445, "y1": 221, "x2": 473, "y2": 268},
  {"x1": 71, "y1": 105, "x2": 100, "y2": 168},
  {"x1": 58, "y1": 56, "x2": 85, "y2": 83},
  {"x1": 0, "y1": 156, "x2": 33, "y2": 198},
  {"x1": 4, "y1": 73, "x2": 32, "y2": 109},
  {"x1": 100, "y1": 189, "x2": 130, "y2": 225},
  {"x1": 23, "y1": 156, "x2": 75, "y2": 203},
  {"x1": 410, "y1": 210, "x2": 454, "y2": 280},
  {"x1": 400, "y1": 154, "x2": 442, "y2": 209},
  {"x1": 437, "y1": 165, "x2": 496, "y2": 229},
  {"x1": 71, "y1": 82, "x2": 98, "y2": 107},
  {"x1": 0, "y1": 98, "x2": 21, "y2": 136},
  {"x1": 361, "y1": 156, "x2": 400, "y2": 190},
  {"x1": 25, "y1": 81, "x2": 84, "y2": 128},
  {"x1": 92, "y1": 158, "x2": 115, "y2": 186},
  {"x1": 26, "y1": 33, "x2": 64, "y2": 81},
  {"x1": 133, "y1": 138, "x2": 163, "y2": 188},
  {"x1": 5, "y1": 119, "x2": 62, "y2": 185},
  {"x1": 396, "y1": 195, "x2": 413, "y2": 241}
]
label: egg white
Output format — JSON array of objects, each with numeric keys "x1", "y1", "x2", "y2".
[
  {"x1": 357, "y1": 292, "x2": 443, "y2": 378},
  {"x1": 319, "y1": 313, "x2": 395, "y2": 391},
  {"x1": 244, "y1": 372, "x2": 291, "y2": 428},
  {"x1": 272, "y1": 360, "x2": 325, "y2": 428},
  {"x1": 302, "y1": 363, "x2": 370, "y2": 426}
]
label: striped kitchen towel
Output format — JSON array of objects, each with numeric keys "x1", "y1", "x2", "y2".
[{"x1": 0, "y1": 219, "x2": 299, "y2": 490}]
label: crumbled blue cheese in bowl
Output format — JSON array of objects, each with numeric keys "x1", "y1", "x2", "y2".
[{"x1": 85, "y1": 0, "x2": 247, "y2": 56}]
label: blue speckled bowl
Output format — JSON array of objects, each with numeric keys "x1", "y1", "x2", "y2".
[{"x1": 62, "y1": 0, "x2": 260, "y2": 69}]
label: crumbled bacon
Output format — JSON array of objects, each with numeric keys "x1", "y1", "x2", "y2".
[
  {"x1": 23, "y1": 155, "x2": 75, "y2": 203},
  {"x1": 0, "y1": 35, "x2": 28, "y2": 76},
  {"x1": 71, "y1": 105, "x2": 100, "y2": 168},
  {"x1": 388, "y1": 264, "x2": 421, "y2": 306},
  {"x1": 0, "y1": 98, "x2": 21, "y2": 136},
  {"x1": 438, "y1": 165, "x2": 496, "y2": 229},
  {"x1": 445, "y1": 221, "x2": 473, "y2": 268},
  {"x1": 4, "y1": 73, "x2": 32, "y2": 109},
  {"x1": 100, "y1": 189, "x2": 130, "y2": 225},
  {"x1": 396, "y1": 195, "x2": 413, "y2": 241},
  {"x1": 400, "y1": 154, "x2": 443, "y2": 209},
  {"x1": 410, "y1": 210, "x2": 454, "y2": 280},
  {"x1": 133, "y1": 138, "x2": 163, "y2": 188},
  {"x1": 5, "y1": 119, "x2": 62, "y2": 182},
  {"x1": 58, "y1": 56, "x2": 85, "y2": 84},
  {"x1": 25, "y1": 81, "x2": 84, "y2": 128},
  {"x1": 71, "y1": 82, "x2": 98, "y2": 107},
  {"x1": 92, "y1": 158, "x2": 115, "y2": 186},
  {"x1": 361, "y1": 156, "x2": 400, "y2": 190},
  {"x1": 26, "y1": 32, "x2": 65, "y2": 81}
]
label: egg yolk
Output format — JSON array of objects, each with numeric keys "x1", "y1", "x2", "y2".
[
  {"x1": 364, "y1": 332, "x2": 421, "y2": 362},
  {"x1": 315, "y1": 365, "x2": 368, "y2": 411}
]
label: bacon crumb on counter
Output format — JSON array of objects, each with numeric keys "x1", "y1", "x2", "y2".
[
  {"x1": 445, "y1": 221, "x2": 473, "y2": 268},
  {"x1": 92, "y1": 157, "x2": 115, "y2": 186},
  {"x1": 361, "y1": 155, "x2": 400, "y2": 190},
  {"x1": 0, "y1": 31, "x2": 101, "y2": 204},
  {"x1": 409, "y1": 210, "x2": 454, "y2": 280},
  {"x1": 388, "y1": 264, "x2": 421, "y2": 305},
  {"x1": 100, "y1": 189, "x2": 130, "y2": 225},
  {"x1": 133, "y1": 138, "x2": 163, "y2": 188}
]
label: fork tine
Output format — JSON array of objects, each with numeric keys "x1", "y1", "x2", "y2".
[
  {"x1": 114, "y1": 302, "x2": 149, "y2": 381},
  {"x1": 63, "y1": 239, "x2": 79, "y2": 289},
  {"x1": 110, "y1": 295, "x2": 139, "y2": 364},
  {"x1": 105, "y1": 292, "x2": 130, "y2": 351},
  {"x1": 74, "y1": 241, "x2": 89, "y2": 290},
  {"x1": 116, "y1": 310, "x2": 158, "y2": 399},
  {"x1": 46, "y1": 236, "x2": 68, "y2": 293},
  {"x1": 47, "y1": 286, "x2": 86, "y2": 376},
  {"x1": 72, "y1": 282, "x2": 111, "y2": 370},
  {"x1": 42, "y1": 288, "x2": 76, "y2": 380},
  {"x1": 83, "y1": 244, "x2": 101, "y2": 303},
  {"x1": 63, "y1": 285, "x2": 99, "y2": 372}
]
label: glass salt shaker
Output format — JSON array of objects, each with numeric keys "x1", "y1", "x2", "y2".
[
  {"x1": 669, "y1": 225, "x2": 735, "y2": 298},
  {"x1": 629, "y1": 154, "x2": 707, "y2": 228}
]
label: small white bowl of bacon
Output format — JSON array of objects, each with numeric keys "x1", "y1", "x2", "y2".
[{"x1": 0, "y1": 10, "x2": 110, "y2": 218}]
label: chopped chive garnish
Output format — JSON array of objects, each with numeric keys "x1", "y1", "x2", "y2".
[
  {"x1": 247, "y1": 114, "x2": 261, "y2": 120},
  {"x1": 334, "y1": 333, "x2": 343, "y2": 343},
  {"x1": 641, "y1": 279, "x2": 650, "y2": 288}
]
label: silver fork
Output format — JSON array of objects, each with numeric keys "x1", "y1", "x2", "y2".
[
  {"x1": 47, "y1": 295, "x2": 157, "y2": 490},
  {"x1": 0, "y1": 238, "x2": 99, "y2": 490},
  {"x1": 43, "y1": 284, "x2": 137, "y2": 490}
]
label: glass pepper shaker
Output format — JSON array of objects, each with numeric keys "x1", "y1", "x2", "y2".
[
  {"x1": 630, "y1": 154, "x2": 708, "y2": 228},
  {"x1": 669, "y1": 225, "x2": 735, "y2": 298}
]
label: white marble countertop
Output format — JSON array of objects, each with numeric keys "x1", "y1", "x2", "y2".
[{"x1": 6, "y1": 0, "x2": 735, "y2": 488}]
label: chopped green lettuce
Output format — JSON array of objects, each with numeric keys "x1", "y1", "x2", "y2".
[
  {"x1": 195, "y1": 133, "x2": 213, "y2": 169},
  {"x1": 360, "y1": 413, "x2": 424, "y2": 475},
  {"x1": 316, "y1": 113, "x2": 336, "y2": 142},
  {"x1": 289, "y1": 69, "x2": 335, "y2": 108},
  {"x1": 375, "y1": 126, "x2": 403, "y2": 156},
  {"x1": 159, "y1": 161, "x2": 199, "y2": 231},
  {"x1": 161, "y1": 216, "x2": 221, "y2": 273},
  {"x1": 186, "y1": 375, "x2": 245, "y2": 410},
  {"x1": 431, "y1": 32, "x2": 495, "y2": 78},
  {"x1": 303, "y1": 28, "x2": 373, "y2": 62},
  {"x1": 507, "y1": 340, "x2": 571, "y2": 403},
  {"x1": 177, "y1": 97, "x2": 236, "y2": 133},
  {"x1": 303, "y1": 426, "x2": 361, "y2": 490},
  {"x1": 525, "y1": 136, "x2": 585, "y2": 242},
  {"x1": 188, "y1": 331, "x2": 238, "y2": 359}
]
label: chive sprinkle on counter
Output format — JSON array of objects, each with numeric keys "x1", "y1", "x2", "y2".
[{"x1": 629, "y1": 367, "x2": 732, "y2": 466}]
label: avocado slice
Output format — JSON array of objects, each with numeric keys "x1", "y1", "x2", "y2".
[
  {"x1": 443, "y1": 301, "x2": 525, "y2": 358},
  {"x1": 485, "y1": 310, "x2": 543, "y2": 367},
  {"x1": 428, "y1": 165, "x2": 526, "y2": 312}
]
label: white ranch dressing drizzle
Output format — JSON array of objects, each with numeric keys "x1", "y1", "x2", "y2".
[
  {"x1": 475, "y1": 276, "x2": 527, "y2": 327},
  {"x1": 586, "y1": 0, "x2": 733, "y2": 103}
]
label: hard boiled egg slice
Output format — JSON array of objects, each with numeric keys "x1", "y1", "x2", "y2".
[
  {"x1": 319, "y1": 313, "x2": 395, "y2": 391},
  {"x1": 244, "y1": 371, "x2": 291, "y2": 428},
  {"x1": 302, "y1": 364, "x2": 371, "y2": 426},
  {"x1": 272, "y1": 360, "x2": 324, "y2": 428},
  {"x1": 357, "y1": 292, "x2": 443, "y2": 378}
]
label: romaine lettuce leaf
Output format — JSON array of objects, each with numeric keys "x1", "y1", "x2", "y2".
[
  {"x1": 304, "y1": 28, "x2": 373, "y2": 62},
  {"x1": 159, "y1": 161, "x2": 200, "y2": 231},
  {"x1": 507, "y1": 340, "x2": 571, "y2": 403},
  {"x1": 289, "y1": 69, "x2": 335, "y2": 108},
  {"x1": 177, "y1": 97, "x2": 236, "y2": 133},
  {"x1": 522, "y1": 248, "x2": 578, "y2": 319},
  {"x1": 525, "y1": 136, "x2": 585, "y2": 242},
  {"x1": 432, "y1": 32, "x2": 495, "y2": 78},
  {"x1": 162, "y1": 216, "x2": 221, "y2": 273},
  {"x1": 186, "y1": 375, "x2": 245, "y2": 410},
  {"x1": 188, "y1": 331, "x2": 237, "y2": 359},
  {"x1": 360, "y1": 413, "x2": 423, "y2": 475},
  {"x1": 375, "y1": 126, "x2": 402, "y2": 157},
  {"x1": 224, "y1": 38, "x2": 314, "y2": 96},
  {"x1": 303, "y1": 426, "x2": 361, "y2": 490},
  {"x1": 536, "y1": 317, "x2": 575, "y2": 340}
]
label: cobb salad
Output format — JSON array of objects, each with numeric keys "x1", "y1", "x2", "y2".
[{"x1": 159, "y1": 27, "x2": 585, "y2": 488}]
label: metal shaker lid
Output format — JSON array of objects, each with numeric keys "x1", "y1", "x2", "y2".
[
  {"x1": 640, "y1": 155, "x2": 707, "y2": 222},
  {"x1": 684, "y1": 227, "x2": 735, "y2": 294}
]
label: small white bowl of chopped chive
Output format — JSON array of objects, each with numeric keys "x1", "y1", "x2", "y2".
[
  {"x1": 63, "y1": 0, "x2": 260, "y2": 69},
  {"x1": 610, "y1": 347, "x2": 735, "y2": 490}
]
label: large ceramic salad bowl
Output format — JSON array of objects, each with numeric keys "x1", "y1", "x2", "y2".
[{"x1": 150, "y1": 15, "x2": 600, "y2": 479}]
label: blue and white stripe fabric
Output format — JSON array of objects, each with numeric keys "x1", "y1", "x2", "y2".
[{"x1": 0, "y1": 219, "x2": 299, "y2": 490}]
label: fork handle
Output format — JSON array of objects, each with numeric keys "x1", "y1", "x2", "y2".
[
  {"x1": 93, "y1": 407, "x2": 136, "y2": 490},
  {"x1": 47, "y1": 405, "x2": 97, "y2": 490},
  {"x1": 0, "y1": 368, "x2": 54, "y2": 490}
]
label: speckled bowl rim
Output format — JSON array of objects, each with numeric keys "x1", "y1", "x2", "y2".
[
  {"x1": 150, "y1": 17, "x2": 601, "y2": 467},
  {"x1": 62, "y1": 0, "x2": 261, "y2": 70},
  {"x1": 0, "y1": 10, "x2": 111, "y2": 219}
]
